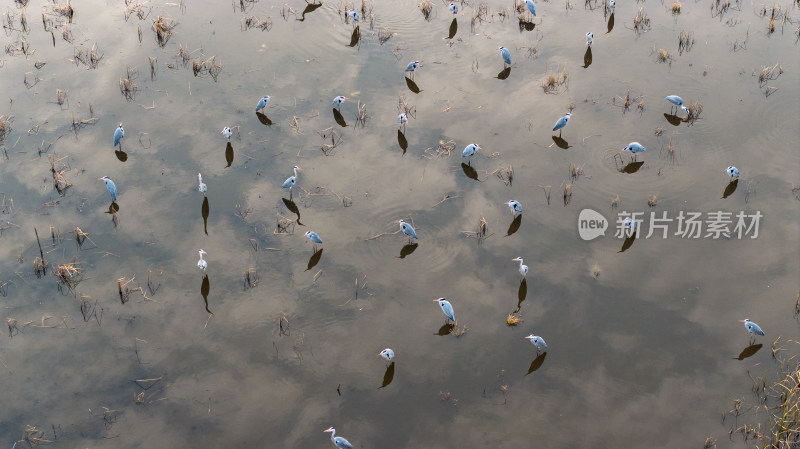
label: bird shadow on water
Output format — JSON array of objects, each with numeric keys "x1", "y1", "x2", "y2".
[
  {"x1": 201, "y1": 274, "x2": 212, "y2": 315},
  {"x1": 379, "y1": 362, "x2": 395, "y2": 389},
  {"x1": 201, "y1": 197, "x2": 210, "y2": 235},
  {"x1": 225, "y1": 142, "x2": 234, "y2": 168},
  {"x1": 447, "y1": 18, "x2": 457, "y2": 39},
  {"x1": 722, "y1": 179, "x2": 739, "y2": 199},
  {"x1": 348, "y1": 26, "x2": 360, "y2": 47},
  {"x1": 514, "y1": 278, "x2": 528, "y2": 312},
  {"x1": 435, "y1": 323, "x2": 455, "y2": 336},
  {"x1": 496, "y1": 67, "x2": 511, "y2": 80},
  {"x1": 397, "y1": 242, "x2": 418, "y2": 259},
  {"x1": 734, "y1": 343, "x2": 762, "y2": 360},
  {"x1": 115, "y1": 150, "x2": 128, "y2": 162},
  {"x1": 582, "y1": 46, "x2": 592, "y2": 68},
  {"x1": 663, "y1": 113, "x2": 682, "y2": 127},
  {"x1": 282, "y1": 197, "x2": 303, "y2": 225},
  {"x1": 552, "y1": 135, "x2": 571, "y2": 149},
  {"x1": 461, "y1": 162, "x2": 481, "y2": 181},
  {"x1": 397, "y1": 129, "x2": 408, "y2": 153},
  {"x1": 306, "y1": 248, "x2": 323, "y2": 271},
  {"x1": 619, "y1": 160, "x2": 644, "y2": 174},
  {"x1": 107, "y1": 202, "x2": 120, "y2": 215},
  {"x1": 518, "y1": 20, "x2": 535, "y2": 32},
  {"x1": 405, "y1": 76, "x2": 421, "y2": 94},
  {"x1": 506, "y1": 215, "x2": 522, "y2": 236},
  {"x1": 296, "y1": 1, "x2": 322, "y2": 21},
  {"x1": 606, "y1": 13, "x2": 615, "y2": 33},
  {"x1": 332, "y1": 108, "x2": 348, "y2": 127},
  {"x1": 256, "y1": 111, "x2": 272, "y2": 126},
  {"x1": 618, "y1": 234, "x2": 636, "y2": 253},
  {"x1": 525, "y1": 352, "x2": 547, "y2": 376}
]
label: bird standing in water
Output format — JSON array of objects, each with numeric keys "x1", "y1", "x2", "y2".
[
  {"x1": 221, "y1": 127, "x2": 232, "y2": 139},
  {"x1": 434, "y1": 297, "x2": 456, "y2": 323},
  {"x1": 525, "y1": 334, "x2": 548, "y2": 353},
  {"x1": 377, "y1": 348, "x2": 395, "y2": 362},
  {"x1": 282, "y1": 165, "x2": 302, "y2": 195},
  {"x1": 323, "y1": 427, "x2": 353, "y2": 449},
  {"x1": 586, "y1": 32, "x2": 594, "y2": 46},
  {"x1": 726, "y1": 166, "x2": 740, "y2": 181},
  {"x1": 332, "y1": 96, "x2": 348, "y2": 110},
  {"x1": 462, "y1": 143, "x2": 480, "y2": 165},
  {"x1": 398, "y1": 219, "x2": 418, "y2": 242},
  {"x1": 552, "y1": 113, "x2": 572, "y2": 136},
  {"x1": 512, "y1": 257, "x2": 528, "y2": 277},
  {"x1": 506, "y1": 200, "x2": 523, "y2": 216},
  {"x1": 99, "y1": 176, "x2": 117, "y2": 202},
  {"x1": 197, "y1": 173, "x2": 207, "y2": 195},
  {"x1": 197, "y1": 249, "x2": 208, "y2": 272},
  {"x1": 113, "y1": 124, "x2": 124, "y2": 147},
  {"x1": 449, "y1": 2, "x2": 458, "y2": 13},
  {"x1": 621, "y1": 142, "x2": 646, "y2": 161},
  {"x1": 255, "y1": 95, "x2": 270, "y2": 112},
  {"x1": 740, "y1": 319, "x2": 764, "y2": 342},
  {"x1": 405, "y1": 61, "x2": 420, "y2": 79},
  {"x1": 499, "y1": 46, "x2": 511, "y2": 67},
  {"x1": 524, "y1": 0, "x2": 536, "y2": 16},
  {"x1": 304, "y1": 230, "x2": 323, "y2": 251}
]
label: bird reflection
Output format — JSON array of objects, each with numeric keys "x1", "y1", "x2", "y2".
[
  {"x1": 348, "y1": 26, "x2": 360, "y2": 47},
  {"x1": 525, "y1": 352, "x2": 547, "y2": 375},
  {"x1": 256, "y1": 111, "x2": 272, "y2": 126},
  {"x1": 583, "y1": 46, "x2": 592, "y2": 68},
  {"x1": 734, "y1": 343, "x2": 762, "y2": 360},
  {"x1": 506, "y1": 214, "x2": 522, "y2": 236},
  {"x1": 306, "y1": 248, "x2": 323, "y2": 271},
  {"x1": 618, "y1": 234, "x2": 636, "y2": 253},
  {"x1": 518, "y1": 20, "x2": 535, "y2": 32},
  {"x1": 447, "y1": 18, "x2": 457, "y2": 38},
  {"x1": 397, "y1": 129, "x2": 408, "y2": 153},
  {"x1": 515, "y1": 278, "x2": 528, "y2": 313},
  {"x1": 397, "y1": 242, "x2": 418, "y2": 259},
  {"x1": 296, "y1": 1, "x2": 322, "y2": 21},
  {"x1": 379, "y1": 362, "x2": 395, "y2": 389},
  {"x1": 405, "y1": 77, "x2": 421, "y2": 94},
  {"x1": 225, "y1": 142, "x2": 234, "y2": 167},
  {"x1": 436, "y1": 323, "x2": 455, "y2": 336},
  {"x1": 496, "y1": 67, "x2": 511, "y2": 80},
  {"x1": 107, "y1": 202, "x2": 120, "y2": 215},
  {"x1": 201, "y1": 274, "x2": 212, "y2": 314},
  {"x1": 115, "y1": 150, "x2": 128, "y2": 162},
  {"x1": 620, "y1": 160, "x2": 644, "y2": 174},
  {"x1": 461, "y1": 162, "x2": 480, "y2": 181},
  {"x1": 552, "y1": 135, "x2": 571, "y2": 149},
  {"x1": 332, "y1": 108, "x2": 348, "y2": 127},
  {"x1": 606, "y1": 13, "x2": 615, "y2": 33},
  {"x1": 722, "y1": 179, "x2": 739, "y2": 199},
  {"x1": 663, "y1": 113, "x2": 682, "y2": 127},
  {"x1": 201, "y1": 197, "x2": 210, "y2": 235},
  {"x1": 282, "y1": 197, "x2": 301, "y2": 224}
]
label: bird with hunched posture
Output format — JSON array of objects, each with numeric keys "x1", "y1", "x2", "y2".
[
  {"x1": 346, "y1": 9, "x2": 359, "y2": 23},
  {"x1": 332, "y1": 96, "x2": 348, "y2": 110},
  {"x1": 377, "y1": 348, "x2": 395, "y2": 361},
  {"x1": 525, "y1": 334, "x2": 547, "y2": 353},
  {"x1": 398, "y1": 112, "x2": 408, "y2": 130},
  {"x1": 499, "y1": 46, "x2": 511, "y2": 66},
  {"x1": 304, "y1": 231, "x2": 322, "y2": 250},
  {"x1": 622, "y1": 142, "x2": 646, "y2": 161},
  {"x1": 726, "y1": 166, "x2": 740, "y2": 181},
  {"x1": 449, "y1": 2, "x2": 458, "y2": 13},
  {"x1": 434, "y1": 297, "x2": 456, "y2": 323},
  {"x1": 324, "y1": 427, "x2": 353, "y2": 449},
  {"x1": 524, "y1": 0, "x2": 536, "y2": 16},
  {"x1": 512, "y1": 257, "x2": 528, "y2": 277},
  {"x1": 608, "y1": 0, "x2": 615, "y2": 11},
  {"x1": 398, "y1": 219, "x2": 418, "y2": 242},
  {"x1": 552, "y1": 113, "x2": 572, "y2": 136},
  {"x1": 405, "y1": 61, "x2": 420, "y2": 79},
  {"x1": 506, "y1": 200, "x2": 523, "y2": 216},
  {"x1": 741, "y1": 319, "x2": 764, "y2": 337},
  {"x1": 282, "y1": 165, "x2": 302, "y2": 195},
  {"x1": 99, "y1": 176, "x2": 117, "y2": 202},
  {"x1": 197, "y1": 173, "x2": 207, "y2": 195},
  {"x1": 221, "y1": 127, "x2": 232, "y2": 139},
  {"x1": 113, "y1": 124, "x2": 124, "y2": 147},
  {"x1": 462, "y1": 143, "x2": 480, "y2": 165},
  {"x1": 665, "y1": 95, "x2": 689, "y2": 115},
  {"x1": 197, "y1": 249, "x2": 208, "y2": 272},
  {"x1": 586, "y1": 32, "x2": 594, "y2": 46},
  {"x1": 255, "y1": 95, "x2": 270, "y2": 112}
]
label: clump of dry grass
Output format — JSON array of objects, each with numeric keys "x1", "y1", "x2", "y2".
[
  {"x1": 56, "y1": 262, "x2": 83, "y2": 293},
  {"x1": 378, "y1": 27, "x2": 393, "y2": 45},
  {"x1": 671, "y1": 1, "x2": 681, "y2": 13},
  {"x1": 398, "y1": 95, "x2": 416, "y2": 118},
  {"x1": 612, "y1": 90, "x2": 645, "y2": 113},
  {"x1": 192, "y1": 56, "x2": 223, "y2": 81},
  {"x1": 541, "y1": 68, "x2": 569, "y2": 94},
  {"x1": 569, "y1": 162, "x2": 587, "y2": 182},
  {"x1": 119, "y1": 66, "x2": 139, "y2": 101},
  {"x1": 686, "y1": 100, "x2": 702, "y2": 121},
  {"x1": 48, "y1": 154, "x2": 72, "y2": 195},
  {"x1": 460, "y1": 216, "x2": 489, "y2": 240},
  {"x1": 73, "y1": 42, "x2": 103, "y2": 69},
  {"x1": 678, "y1": 30, "x2": 694, "y2": 54},
  {"x1": 419, "y1": 0, "x2": 433, "y2": 20},
  {"x1": 656, "y1": 48, "x2": 673, "y2": 65},
  {"x1": 506, "y1": 314, "x2": 523, "y2": 326},
  {"x1": 426, "y1": 139, "x2": 456, "y2": 157},
  {"x1": 562, "y1": 183, "x2": 572, "y2": 206},
  {"x1": 648, "y1": 194, "x2": 658, "y2": 207},
  {"x1": 152, "y1": 15, "x2": 177, "y2": 47},
  {"x1": 633, "y1": 8, "x2": 651, "y2": 33},
  {"x1": 53, "y1": 1, "x2": 74, "y2": 22},
  {"x1": 242, "y1": 15, "x2": 272, "y2": 31},
  {"x1": 243, "y1": 268, "x2": 259, "y2": 289},
  {"x1": 0, "y1": 115, "x2": 12, "y2": 143},
  {"x1": 756, "y1": 62, "x2": 782, "y2": 87},
  {"x1": 492, "y1": 165, "x2": 514, "y2": 186},
  {"x1": 274, "y1": 213, "x2": 296, "y2": 235},
  {"x1": 470, "y1": 2, "x2": 490, "y2": 33},
  {"x1": 124, "y1": 0, "x2": 151, "y2": 22}
]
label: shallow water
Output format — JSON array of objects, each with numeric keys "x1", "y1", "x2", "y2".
[{"x1": 0, "y1": 0, "x2": 798, "y2": 447}]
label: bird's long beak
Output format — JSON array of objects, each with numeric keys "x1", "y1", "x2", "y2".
[
  {"x1": 739, "y1": 320, "x2": 746, "y2": 322},
  {"x1": 432, "y1": 299, "x2": 440, "y2": 302}
]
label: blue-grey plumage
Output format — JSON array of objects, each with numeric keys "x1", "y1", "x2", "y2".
[
  {"x1": 99, "y1": 176, "x2": 117, "y2": 202},
  {"x1": 434, "y1": 297, "x2": 456, "y2": 323},
  {"x1": 282, "y1": 165, "x2": 302, "y2": 190},
  {"x1": 726, "y1": 166, "x2": 740, "y2": 180},
  {"x1": 586, "y1": 32, "x2": 594, "y2": 46},
  {"x1": 462, "y1": 143, "x2": 480, "y2": 162},
  {"x1": 525, "y1": 334, "x2": 547, "y2": 353},
  {"x1": 524, "y1": 0, "x2": 536, "y2": 16},
  {"x1": 665, "y1": 95, "x2": 688, "y2": 115},
  {"x1": 398, "y1": 219, "x2": 418, "y2": 241},
  {"x1": 506, "y1": 200, "x2": 523, "y2": 216},
  {"x1": 113, "y1": 124, "x2": 124, "y2": 147},
  {"x1": 405, "y1": 61, "x2": 420, "y2": 73},
  {"x1": 552, "y1": 113, "x2": 571, "y2": 135},
  {"x1": 499, "y1": 46, "x2": 511, "y2": 66},
  {"x1": 449, "y1": 2, "x2": 458, "y2": 13},
  {"x1": 324, "y1": 427, "x2": 353, "y2": 449},
  {"x1": 347, "y1": 9, "x2": 359, "y2": 22},
  {"x1": 197, "y1": 249, "x2": 208, "y2": 272},
  {"x1": 608, "y1": 0, "x2": 615, "y2": 11},
  {"x1": 305, "y1": 231, "x2": 323, "y2": 244},
  {"x1": 221, "y1": 127, "x2": 232, "y2": 139},
  {"x1": 398, "y1": 113, "x2": 408, "y2": 126},
  {"x1": 622, "y1": 217, "x2": 636, "y2": 231},
  {"x1": 255, "y1": 95, "x2": 270, "y2": 112},
  {"x1": 622, "y1": 141, "x2": 646, "y2": 161},
  {"x1": 332, "y1": 96, "x2": 348, "y2": 109},
  {"x1": 197, "y1": 173, "x2": 207, "y2": 195},
  {"x1": 741, "y1": 319, "x2": 765, "y2": 337},
  {"x1": 512, "y1": 257, "x2": 528, "y2": 277},
  {"x1": 378, "y1": 348, "x2": 395, "y2": 361}
]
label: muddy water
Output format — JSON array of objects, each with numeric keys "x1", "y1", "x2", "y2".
[{"x1": 0, "y1": 0, "x2": 798, "y2": 447}]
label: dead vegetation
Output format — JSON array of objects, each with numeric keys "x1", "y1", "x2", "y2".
[
  {"x1": 124, "y1": 0, "x2": 152, "y2": 22},
  {"x1": 398, "y1": 95, "x2": 416, "y2": 118},
  {"x1": 492, "y1": 165, "x2": 514, "y2": 186},
  {"x1": 541, "y1": 67, "x2": 569, "y2": 94},
  {"x1": 119, "y1": 66, "x2": 139, "y2": 101},
  {"x1": 419, "y1": 0, "x2": 433, "y2": 21},
  {"x1": 506, "y1": 313, "x2": 523, "y2": 326},
  {"x1": 243, "y1": 268, "x2": 259, "y2": 289},
  {"x1": 471, "y1": 2, "x2": 491, "y2": 33},
  {"x1": 424, "y1": 139, "x2": 456, "y2": 158},
  {"x1": 756, "y1": 62, "x2": 782, "y2": 96},
  {"x1": 655, "y1": 47, "x2": 673, "y2": 65},
  {"x1": 378, "y1": 27, "x2": 393, "y2": 45},
  {"x1": 0, "y1": 115, "x2": 12, "y2": 143},
  {"x1": 633, "y1": 8, "x2": 651, "y2": 33},
  {"x1": 671, "y1": 1, "x2": 681, "y2": 14},
  {"x1": 242, "y1": 15, "x2": 272, "y2": 31},
  {"x1": 191, "y1": 56, "x2": 223, "y2": 81},
  {"x1": 73, "y1": 42, "x2": 103, "y2": 69},
  {"x1": 686, "y1": 100, "x2": 702, "y2": 122},
  {"x1": 678, "y1": 30, "x2": 694, "y2": 54},
  {"x1": 56, "y1": 262, "x2": 83, "y2": 294},
  {"x1": 48, "y1": 153, "x2": 72, "y2": 195},
  {"x1": 355, "y1": 101, "x2": 368, "y2": 128},
  {"x1": 460, "y1": 216, "x2": 490, "y2": 241},
  {"x1": 274, "y1": 212, "x2": 297, "y2": 235},
  {"x1": 152, "y1": 16, "x2": 177, "y2": 47},
  {"x1": 317, "y1": 127, "x2": 343, "y2": 155},
  {"x1": 612, "y1": 90, "x2": 645, "y2": 114}
]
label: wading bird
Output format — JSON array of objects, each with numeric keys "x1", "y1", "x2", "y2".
[
  {"x1": 552, "y1": 113, "x2": 572, "y2": 136},
  {"x1": 197, "y1": 249, "x2": 208, "y2": 272},
  {"x1": 726, "y1": 166, "x2": 740, "y2": 181},
  {"x1": 332, "y1": 96, "x2": 348, "y2": 110},
  {"x1": 347, "y1": 9, "x2": 359, "y2": 23},
  {"x1": 499, "y1": 46, "x2": 511, "y2": 66},
  {"x1": 434, "y1": 297, "x2": 456, "y2": 323},
  {"x1": 324, "y1": 427, "x2": 353, "y2": 449},
  {"x1": 398, "y1": 112, "x2": 408, "y2": 130},
  {"x1": 405, "y1": 61, "x2": 420, "y2": 79},
  {"x1": 524, "y1": 0, "x2": 537, "y2": 16},
  {"x1": 398, "y1": 219, "x2": 418, "y2": 242},
  {"x1": 221, "y1": 127, "x2": 232, "y2": 139},
  {"x1": 282, "y1": 165, "x2": 302, "y2": 194},
  {"x1": 665, "y1": 95, "x2": 689, "y2": 114},
  {"x1": 512, "y1": 257, "x2": 528, "y2": 277},
  {"x1": 525, "y1": 334, "x2": 548, "y2": 353},
  {"x1": 621, "y1": 142, "x2": 646, "y2": 161},
  {"x1": 586, "y1": 32, "x2": 594, "y2": 46},
  {"x1": 462, "y1": 143, "x2": 480, "y2": 165},
  {"x1": 99, "y1": 176, "x2": 117, "y2": 202},
  {"x1": 377, "y1": 348, "x2": 395, "y2": 361},
  {"x1": 506, "y1": 200, "x2": 523, "y2": 216},
  {"x1": 608, "y1": 0, "x2": 615, "y2": 11},
  {"x1": 449, "y1": 2, "x2": 458, "y2": 13},
  {"x1": 304, "y1": 230, "x2": 323, "y2": 250},
  {"x1": 255, "y1": 95, "x2": 270, "y2": 112},
  {"x1": 197, "y1": 173, "x2": 207, "y2": 195},
  {"x1": 740, "y1": 319, "x2": 765, "y2": 341},
  {"x1": 113, "y1": 124, "x2": 124, "y2": 147}
]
